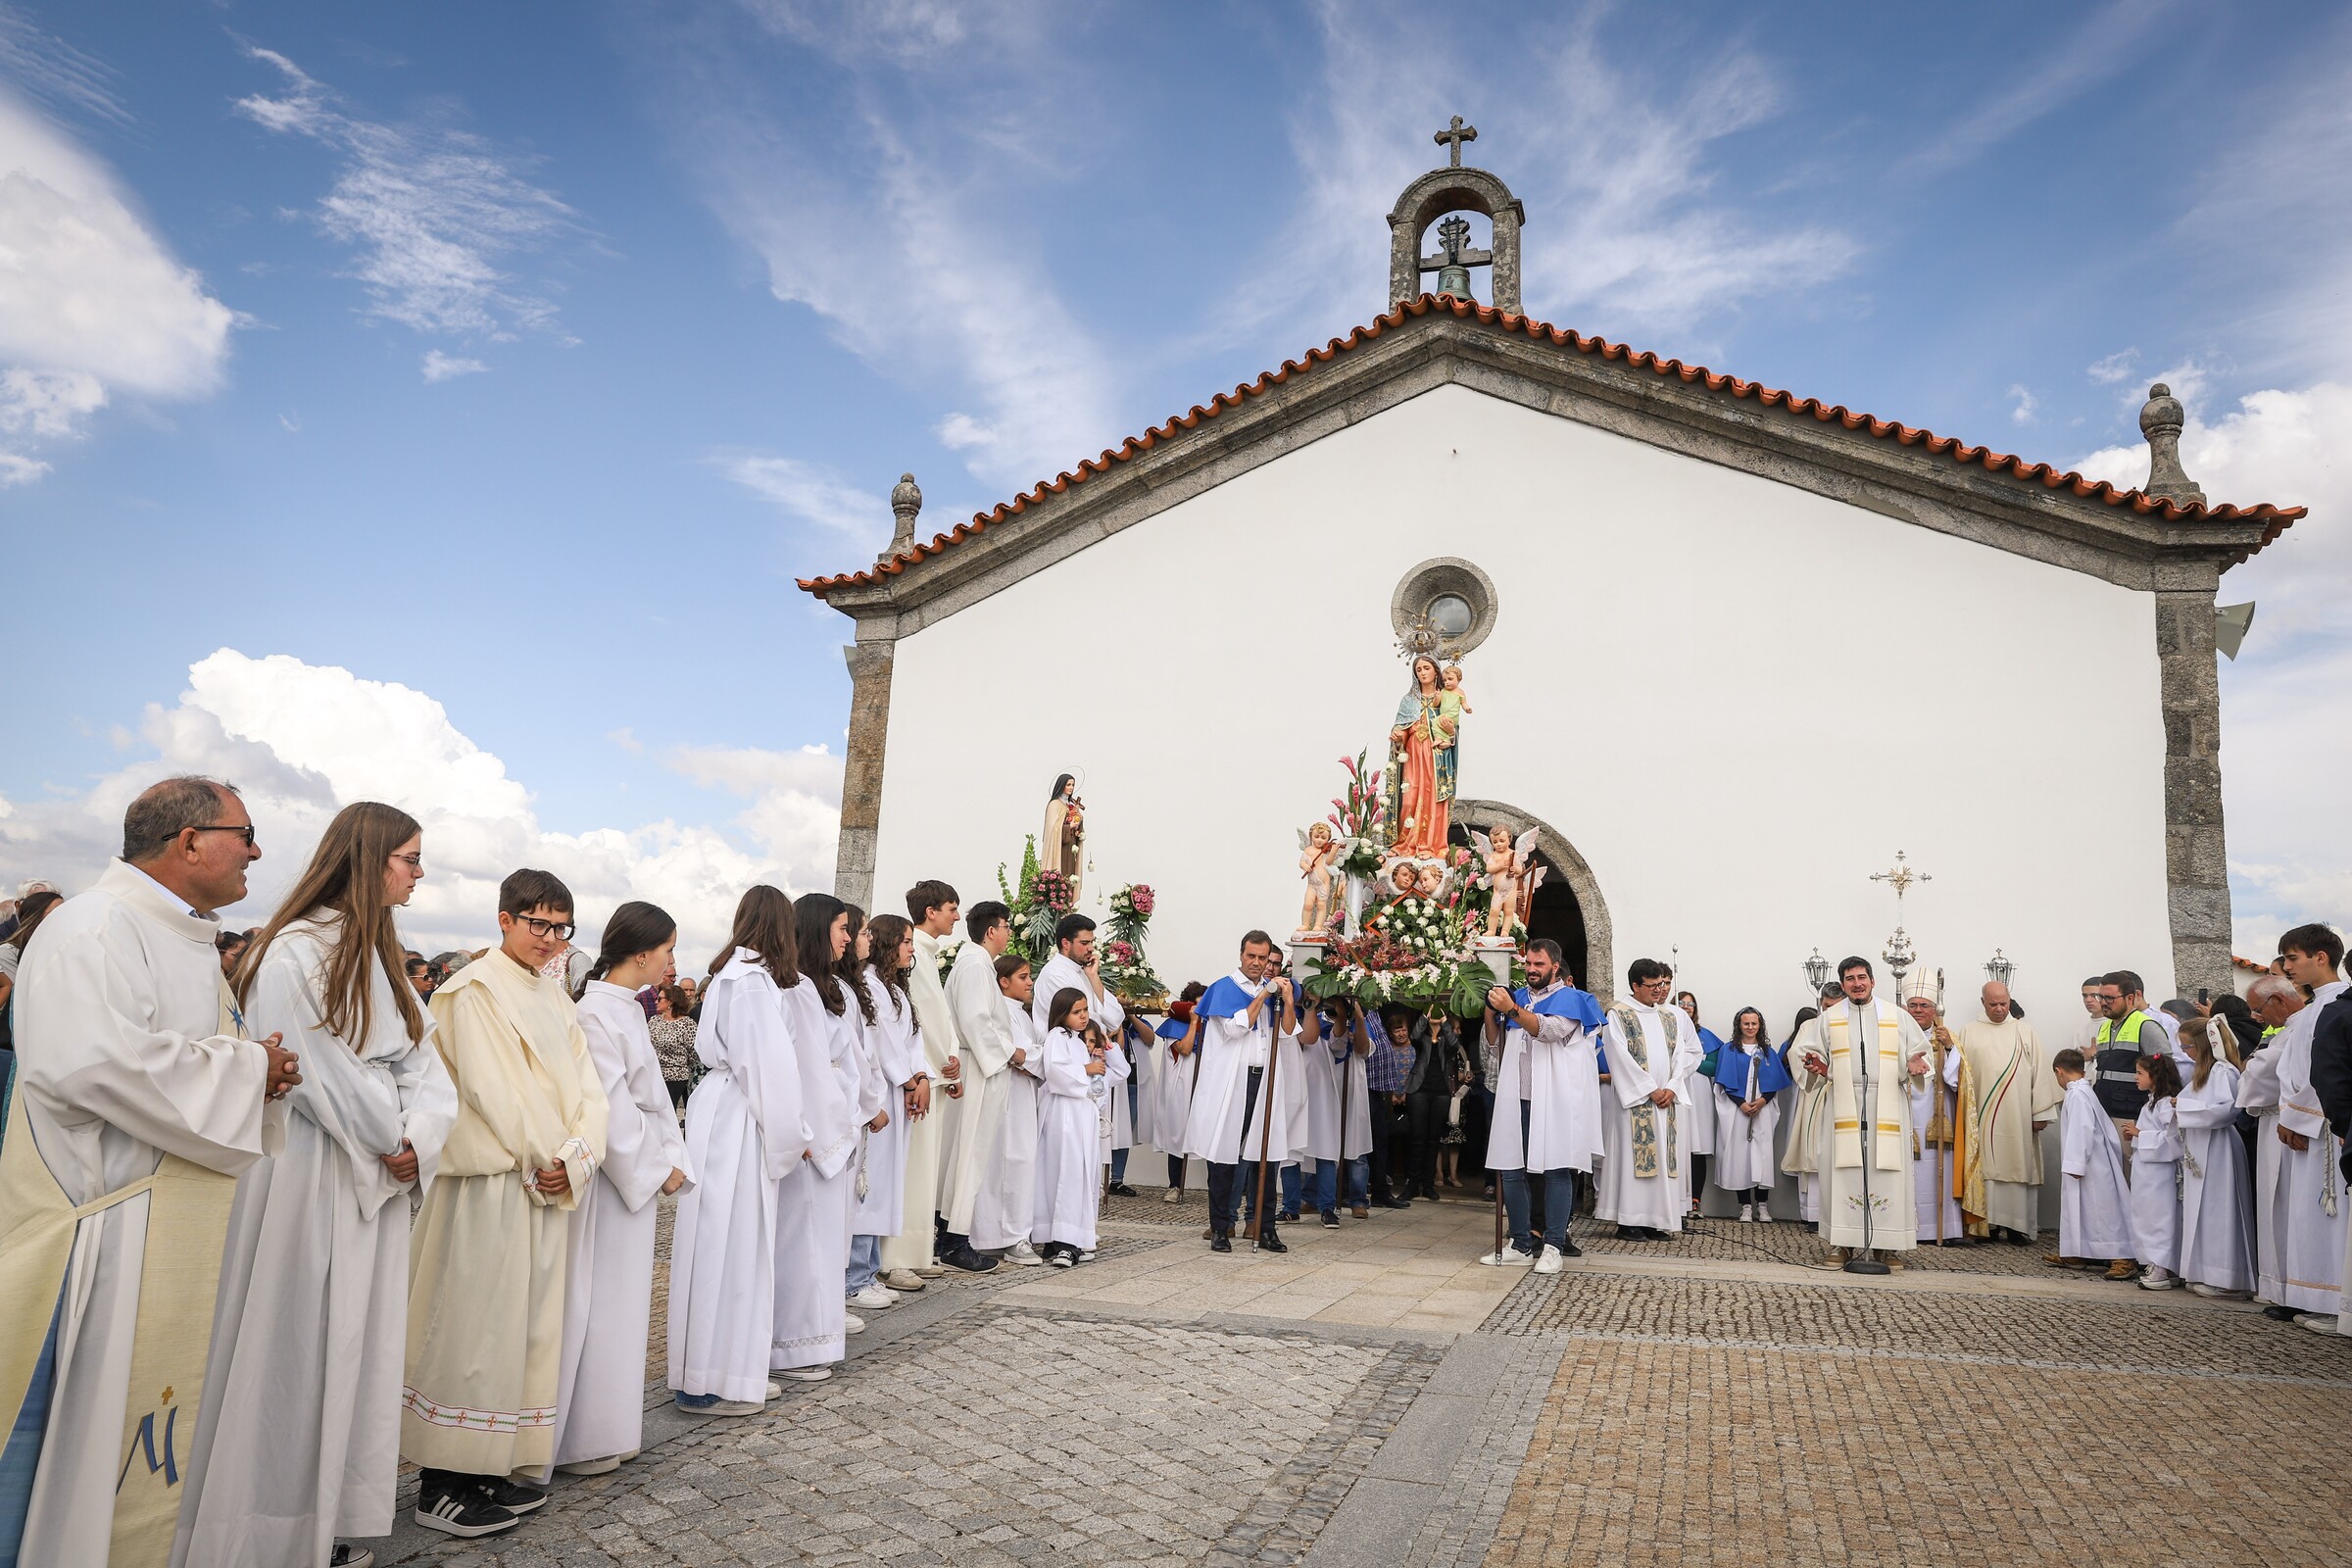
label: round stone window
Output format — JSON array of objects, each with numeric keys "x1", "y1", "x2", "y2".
[{"x1": 1389, "y1": 558, "x2": 1497, "y2": 657}]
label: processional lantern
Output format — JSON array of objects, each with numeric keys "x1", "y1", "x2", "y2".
[
  {"x1": 1984, "y1": 949, "x2": 2015, "y2": 987},
  {"x1": 1803, "y1": 947, "x2": 1832, "y2": 994}
]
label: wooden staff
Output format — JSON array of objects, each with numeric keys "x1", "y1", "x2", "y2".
[
  {"x1": 1933, "y1": 967, "x2": 1947, "y2": 1246},
  {"x1": 1243, "y1": 985, "x2": 1286, "y2": 1243}
]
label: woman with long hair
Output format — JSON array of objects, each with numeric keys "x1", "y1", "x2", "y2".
[
  {"x1": 173, "y1": 802, "x2": 459, "y2": 1568},
  {"x1": 1032, "y1": 986, "x2": 1110, "y2": 1265},
  {"x1": 649, "y1": 983, "x2": 698, "y2": 1109},
  {"x1": 2174, "y1": 1018, "x2": 2255, "y2": 1298},
  {"x1": 773, "y1": 892, "x2": 865, "y2": 1378},
  {"x1": 851, "y1": 914, "x2": 925, "y2": 1305},
  {"x1": 835, "y1": 905, "x2": 896, "y2": 1309},
  {"x1": 548, "y1": 903, "x2": 692, "y2": 1479},
  {"x1": 1712, "y1": 1006, "x2": 1791, "y2": 1221}
]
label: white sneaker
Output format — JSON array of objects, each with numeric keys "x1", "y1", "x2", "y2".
[
  {"x1": 1006, "y1": 1241, "x2": 1044, "y2": 1266},
  {"x1": 1078, "y1": 1250, "x2": 1096, "y2": 1262},
  {"x1": 1478, "y1": 1247, "x2": 1538, "y2": 1267},
  {"x1": 773, "y1": 1365, "x2": 832, "y2": 1383},
  {"x1": 843, "y1": 1311, "x2": 865, "y2": 1334},
  {"x1": 1534, "y1": 1244, "x2": 1564, "y2": 1275},
  {"x1": 848, "y1": 1283, "x2": 898, "y2": 1309},
  {"x1": 2296, "y1": 1312, "x2": 2343, "y2": 1335},
  {"x1": 1737, "y1": 1203, "x2": 1754, "y2": 1223},
  {"x1": 765, "y1": 1381, "x2": 783, "y2": 1398},
  {"x1": 2138, "y1": 1269, "x2": 2180, "y2": 1291},
  {"x1": 1755, "y1": 1200, "x2": 1773, "y2": 1222}
]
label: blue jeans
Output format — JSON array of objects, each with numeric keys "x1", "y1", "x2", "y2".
[
  {"x1": 1499, "y1": 1100, "x2": 1577, "y2": 1253},
  {"x1": 847, "y1": 1233, "x2": 881, "y2": 1295},
  {"x1": 1312, "y1": 1156, "x2": 1368, "y2": 1213},
  {"x1": 1246, "y1": 1161, "x2": 1301, "y2": 1219}
]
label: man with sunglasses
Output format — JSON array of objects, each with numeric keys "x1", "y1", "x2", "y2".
[
  {"x1": 0, "y1": 775, "x2": 301, "y2": 1566},
  {"x1": 402, "y1": 868, "x2": 609, "y2": 1540}
]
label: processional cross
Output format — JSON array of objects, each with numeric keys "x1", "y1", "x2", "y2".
[{"x1": 1869, "y1": 851, "x2": 1931, "y2": 983}]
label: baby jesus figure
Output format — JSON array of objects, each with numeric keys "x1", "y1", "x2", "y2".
[
  {"x1": 1481, "y1": 825, "x2": 1536, "y2": 939},
  {"x1": 1297, "y1": 822, "x2": 1341, "y2": 936},
  {"x1": 1442, "y1": 663, "x2": 1472, "y2": 716}
]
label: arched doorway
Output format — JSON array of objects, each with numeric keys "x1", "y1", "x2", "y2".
[{"x1": 1448, "y1": 799, "x2": 1614, "y2": 1002}]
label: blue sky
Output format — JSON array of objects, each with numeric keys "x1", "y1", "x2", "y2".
[{"x1": 3, "y1": 0, "x2": 2344, "y2": 958}]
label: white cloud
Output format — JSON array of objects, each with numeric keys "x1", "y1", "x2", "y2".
[
  {"x1": 0, "y1": 650, "x2": 843, "y2": 967},
  {"x1": 0, "y1": 87, "x2": 234, "y2": 478},
  {"x1": 2007, "y1": 384, "x2": 2037, "y2": 425},
  {"x1": 234, "y1": 47, "x2": 576, "y2": 343},
  {"x1": 0, "y1": 3, "x2": 128, "y2": 128},
  {"x1": 420, "y1": 349, "x2": 487, "y2": 382},
  {"x1": 717, "y1": 453, "x2": 893, "y2": 541},
  {"x1": 1895, "y1": 1, "x2": 2177, "y2": 176},
  {"x1": 2086, "y1": 350, "x2": 2137, "y2": 385}
]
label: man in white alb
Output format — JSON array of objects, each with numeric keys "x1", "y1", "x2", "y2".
[
  {"x1": 889, "y1": 879, "x2": 962, "y2": 1289},
  {"x1": 1792, "y1": 956, "x2": 1931, "y2": 1268},
  {"x1": 2270, "y1": 924, "x2": 2348, "y2": 1332},
  {"x1": 1594, "y1": 957, "x2": 1703, "y2": 1241},
  {"x1": 938, "y1": 901, "x2": 1014, "y2": 1272},
  {"x1": 1898, "y1": 972, "x2": 1965, "y2": 1246},
  {"x1": 1181, "y1": 932, "x2": 1303, "y2": 1254},
  {"x1": 1478, "y1": 938, "x2": 1604, "y2": 1272}
]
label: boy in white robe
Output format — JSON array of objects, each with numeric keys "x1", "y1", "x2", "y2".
[
  {"x1": 972, "y1": 957, "x2": 1046, "y2": 1262},
  {"x1": 550, "y1": 905, "x2": 692, "y2": 1478},
  {"x1": 404, "y1": 870, "x2": 608, "y2": 1534},
  {"x1": 937, "y1": 903, "x2": 1015, "y2": 1271},
  {"x1": 174, "y1": 806, "x2": 458, "y2": 1567},
  {"x1": 1596, "y1": 959, "x2": 1703, "y2": 1241},
  {"x1": 2, "y1": 778, "x2": 295, "y2": 1568},
  {"x1": 2053, "y1": 1050, "x2": 2132, "y2": 1277},
  {"x1": 1033, "y1": 992, "x2": 1110, "y2": 1264},
  {"x1": 2269, "y1": 926, "x2": 2348, "y2": 1329},
  {"x1": 890, "y1": 882, "x2": 960, "y2": 1289}
]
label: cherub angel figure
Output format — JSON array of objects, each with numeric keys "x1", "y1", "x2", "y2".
[
  {"x1": 1296, "y1": 822, "x2": 1341, "y2": 936},
  {"x1": 1481, "y1": 825, "x2": 1543, "y2": 939}
]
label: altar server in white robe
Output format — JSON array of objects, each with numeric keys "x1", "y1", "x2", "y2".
[
  {"x1": 1898, "y1": 976, "x2": 1966, "y2": 1245},
  {"x1": 1595, "y1": 957, "x2": 1704, "y2": 1240},
  {"x1": 1033, "y1": 989, "x2": 1110, "y2": 1264},
  {"x1": 1781, "y1": 986, "x2": 1845, "y2": 1225},
  {"x1": 549, "y1": 904, "x2": 692, "y2": 1478},
  {"x1": 2269, "y1": 925, "x2": 2349, "y2": 1327},
  {"x1": 890, "y1": 882, "x2": 960, "y2": 1288},
  {"x1": 972, "y1": 956, "x2": 1046, "y2": 1262},
  {"x1": 1028, "y1": 914, "x2": 1127, "y2": 1181},
  {"x1": 172, "y1": 803, "x2": 456, "y2": 1568},
  {"x1": 1304, "y1": 999, "x2": 1375, "y2": 1223},
  {"x1": 833, "y1": 908, "x2": 893, "y2": 1314},
  {"x1": 938, "y1": 901, "x2": 1016, "y2": 1271},
  {"x1": 1790, "y1": 957, "x2": 1931, "y2": 1263},
  {"x1": 1182, "y1": 932, "x2": 1303, "y2": 1251},
  {"x1": 2176, "y1": 1020, "x2": 2254, "y2": 1297},
  {"x1": 1, "y1": 778, "x2": 296, "y2": 1568},
  {"x1": 774, "y1": 894, "x2": 865, "y2": 1374},
  {"x1": 853, "y1": 916, "x2": 926, "y2": 1301},
  {"x1": 1481, "y1": 939, "x2": 1605, "y2": 1270},
  {"x1": 668, "y1": 888, "x2": 849, "y2": 1413},
  {"x1": 2124, "y1": 1053, "x2": 2185, "y2": 1288},
  {"x1": 1152, "y1": 987, "x2": 1207, "y2": 1197},
  {"x1": 2053, "y1": 1051, "x2": 2132, "y2": 1269},
  {"x1": 1711, "y1": 1006, "x2": 1790, "y2": 1221}
]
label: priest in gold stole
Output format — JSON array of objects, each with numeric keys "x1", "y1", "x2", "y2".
[{"x1": 0, "y1": 777, "x2": 294, "y2": 1568}]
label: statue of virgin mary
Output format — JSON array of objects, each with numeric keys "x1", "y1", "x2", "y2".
[{"x1": 1381, "y1": 655, "x2": 1459, "y2": 859}]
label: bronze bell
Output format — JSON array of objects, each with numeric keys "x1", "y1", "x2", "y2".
[{"x1": 1435, "y1": 263, "x2": 1475, "y2": 300}]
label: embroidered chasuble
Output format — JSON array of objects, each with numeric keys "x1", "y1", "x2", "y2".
[
  {"x1": 1609, "y1": 1004, "x2": 1681, "y2": 1179},
  {"x1": 1796, "y1": 999, "x2": 1928, "y2": 1251}
]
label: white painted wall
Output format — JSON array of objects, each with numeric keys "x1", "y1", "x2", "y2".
[{"x1": 864, "y1": 383, "x2": 2176, "y2": 1036}]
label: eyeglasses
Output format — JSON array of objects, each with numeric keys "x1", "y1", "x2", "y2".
[
  {"x1": 184, "y1": 824, "x2": 256, "y2": 847},
  {"x1": 511, "y1": 914, "x2": 576, "y2": 941},
  {"x1": 391, "y1": 853, "x2": 423, "y2": 871}
]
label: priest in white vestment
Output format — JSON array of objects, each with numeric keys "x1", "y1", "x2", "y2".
[
  {"x1": 2055, "y1": 1053, "x2": 2132, "y2": 1266},
  {"x1": 174, "y1": 803, "x2": 459, "y2": 1566},
  {"x1": 1790, "y1": 957, "x2": 1931, "y2": 1263},
  {"x1": 2269, "y1": 931, "x2": 2348, "y2": 1325},
  {"x1": 1180, "y1": 932, "x2": 1303, "y2": 1251},
  {"x1": 549, "y1": 906, "x2": 692, "y2": 1478},
  {"x1": 1480, "y1": 939, "x2": 1604, "y2": 1269},
  {"x1": 2, "y1": 779, "x2": 293, "y2": 1568},
  {"x1": 1899, "y1": 976, "x2": 1966, "y2": 1246},
  {"x1": 1595, "y1": 959, "x2": 1703, "y2": 1240},
  {"x1": 972, "y1": 959, "x2": 1046, "y2": 1261},
  {"x1": 938, "y1": 904, "x2": 1016, "y2": 1270},
  {"x1": 1957, "y1": 983, "x2": 2059, "y2": 1244},
  {"x1": 890, "y1": 885, "x2": 962, "y2": 1287}
]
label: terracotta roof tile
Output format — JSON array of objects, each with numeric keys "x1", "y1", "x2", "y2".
[{"x1": 799, "y1": 293, "x2": 2305, "y2": 596}]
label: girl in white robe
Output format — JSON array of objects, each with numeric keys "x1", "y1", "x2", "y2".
[
  {"x1": 1033, "y1": 988, "x2": 1109, "y2": 1263},
  {"x1": 773, "y1": 895, "x2": 866, "y2": 1375},
  {"x1": 668, "y1": 888, "x2": 852, "y2": 1411},
  {"x1": 2124, "y1": 1054, "x2": 2184, "y2": 1288},
  {"x1": 851, "y1": 920, "x2": 924, "y2": 1269},
  {"x1": 971, "y1": 957, "x2": 1045, "y2": 1258},
  {"x1": 2056, "y1": 1056, "x2": 2132, "y2": 1269},
  {"x1": 835, "y1": 909, "x2": 893, "y2": 1310},
  {"x1": 172, "y1": 805, "x2": 457, "y2": 1568},
  {"x1": 550, "y1": 905, "x2": 693, "y2": 1476},
  {"x1": 2177, "y1": 1023, "x2": 2255, "y2": 1297},
  {"x1": 1710, "y1": 1008, "x2": 1787, "y2": 1220}
]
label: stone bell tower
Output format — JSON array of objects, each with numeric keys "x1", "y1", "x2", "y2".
[{"x1": 1387, "y1": 116, "x2": 1527, "y2": 315}]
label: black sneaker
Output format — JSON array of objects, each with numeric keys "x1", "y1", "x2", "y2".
[
  {"x1": 329, "y1": 1547, "x2": 375, "y2": 1568},
  {"x1": 478, "y1": 1477, "x2": 548, "y2": 1515},
  {"x1": 1383, "y1": 1197, "x2": 1412, "y2": 1210},
  {"x1": 1558, "y1": 1238, "x2": 1584, "y2": 1258},
  {"x1": 1108, "y1": 1183, "x2": 1139, "y2": 1198},
  {"x1": 1320, "y1": 1209, "x2": 1342, "y2": 1229},
  {"x1": 940, "y1": 1243, "x2": 999, "y2": 1273},
  {"x1": 415, "y1": 1481, "x2": 518, "y2": 1539},
  {"x1": 1209, "y1": 1232, "x2": 1233, "y2": 1252},
  {"x1": 1277, "y1": 1209, "x2": 1300, "y2": 1224}
]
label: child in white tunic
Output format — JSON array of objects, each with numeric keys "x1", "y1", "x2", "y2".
[
  {"x1": 2055, "y1": 1050, "x2": 2133, "y2": 1278},
  {"x1": 1034, "y1": 988, "x2": 1109, "y2": 1265},
  {"x1": 2123, "y1": 1054, "x2": 2184, "y2": 1289},
  {"x1": 2176, "y1": 1021, "x2": 2255, "y2": 1298},
  {"x1": 970, "y1": 956, "x2": 1046, "y2": 1260}
]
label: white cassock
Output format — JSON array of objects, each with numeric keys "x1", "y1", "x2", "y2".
[
  {"x1": 1711, "y1": 1045, "x2": 1782, "y2": 1194},
  {"x1": 1151, "y1": 1018, "x2": 1200, "y2": 1169},
  {"x1": 1033, "y1": 1027, "x2": 1106, "y2": 1250},
  {"x1": 970, "y1": 1001, "x2": 1045, "y2": 1251},
  {"x1": 1180, "y1": 975, "x2": 1299, "y2": 1165},
  {"x1": 852, "y1": 970, "x2": 920, "y2": 1239},
  {"x1": 1132, "y1": 1016, "x2": 1161, "y2": 1151},
  {"x1": 1100, "y1": 1025, "x2": 1134, "y2": 1167},
  {"x1": 1595, "y1": 999, "x2": 1701, "y2": 1230},
  {"x1": 1793, "y1": 999, "x2": 1930, "y2": 1252},
  {"x1": 2271, "y1": 979, "x2": 2349, "y2": 1312},
  {"x1": 1, "y1": 861, "x2": 286, "y2": 1568},
  {"x1": 666, "y1": 951, "x2": 850, "y2": 1404},
  {"x1": 1484, "y1": 986, "x2": 1601, "y2": 1176},
  {"x1": 172, "y1": 918, "x2": 455, "y2": 1567},
  {"x1": 1911, "y1": 1038, "x2": 1964, "y2": 1242},
  {"x1": 1030, "y1": 954, "x2": 1127, "y2": 1168},
  {"x1": 2235, "y1": 1042, "x2": 2285, "y2": 1300},
  {"x1": 2059, "y1": 1078, "x2": 2132, "y2": 1258},
  {"x1": 941, "y1": 944, "x2": 1015, "y2": 1236},
  {"x1": 2127, "y1": 1092, "x2": 2183, "y2": 1274},
  {"x1": 772, "y1": 978, "x2": 863, "y2": 1369},
  {"x1": 2177, "y1": 1061, "x2": 2254, "y2": 1293},
  {"x1": 1304, "y1": 1029, "x2": 1373, "y2": 1167},
  {"x1": 1781, "y1": 1059, "x2": 1831, "y2": 1223},
  {"x1": 1684, "y1": 1024, "x2": 1717, "y2": 1161},
  {"x1": 887, "y1": 930, "x2": 959, "y2": 1273},
  {"x1": 549, "y1": 981, "x2": 692, "y2": 1471}
]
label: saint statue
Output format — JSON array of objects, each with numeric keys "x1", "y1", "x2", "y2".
[
  {"x1": 1296, "y1": 823, "x2": 1340, "y2": 938},
  {"x1": 1479, "y1": 825, "x2": 1543, "y2": 940},
  {"x1": 1043, "y1": 773, "x2": 1084, "y2": 901},
  {"x1": 1383, "y1": 654, "x2": 1460, "y2": 859}
]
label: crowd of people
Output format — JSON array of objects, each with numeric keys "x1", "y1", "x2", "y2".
[{"x1": 1, "y1": 773, "x2": 2348, "y2": 1568}]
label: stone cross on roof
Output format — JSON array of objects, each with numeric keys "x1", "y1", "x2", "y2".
[{"x1": 1435, "y1": 116, "x2": 1477, "y2": 169}]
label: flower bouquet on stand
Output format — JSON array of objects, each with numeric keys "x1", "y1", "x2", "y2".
[
  {"x1": 996, "y1": 836, "x2": 1074, "y2": 968},
  {"x1": 1303, "y1": 882, "x2": 1518, "y2": 1018},
  {"x1": 1100, "y1": 884, "x2": 1167, "y2": 1010}
]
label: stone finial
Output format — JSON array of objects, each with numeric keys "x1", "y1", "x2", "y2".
[
  {"x1": 2138, "y1": 383, "x2": 2206, "y2": 507},
  {"x1": 882, "y1": 471, "x2": 922, "y2": 564}
]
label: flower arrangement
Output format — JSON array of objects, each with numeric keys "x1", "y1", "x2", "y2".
[
  {"x1": 1326, "y1": 751, "x2": 1389, "y2": 881},
  {"x1": 1100, "y1": 883, "x2": 1166, "y2": 1008},
  {"x1": 996, "y1": 836, "x2": 1059, "y2": 965},
  {"x1": 1303, "y1": 882, "x2": 1516, "y2": 1017},
  {"x1": 933, "y1": 935, "x2": 965, "y2": 985}
]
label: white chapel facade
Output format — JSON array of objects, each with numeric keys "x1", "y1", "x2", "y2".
[{"x1": 800, "y1": 131, "x2": 2301, "y2": 1025}]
